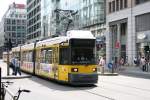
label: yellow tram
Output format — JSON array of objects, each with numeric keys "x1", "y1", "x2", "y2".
[{"x1": 12, "y1": 30, "x2": 98, "y2": 85}]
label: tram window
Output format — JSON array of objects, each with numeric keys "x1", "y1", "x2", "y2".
[
  {"x1": 60, "y1": 48, "x2": 70, "y2": 65},
  {"x1": 22, "y1": 51, "x2": 33, "y2": 62},
  {"x1": 45, "y1": 50, "x2": 52, "y2": 64},
  {"x1": 40, "y1": 50, "x2": 46, "y2": 63},
  {"x1": 40, "y1": 49, "x2": 52, "y2": 64}
]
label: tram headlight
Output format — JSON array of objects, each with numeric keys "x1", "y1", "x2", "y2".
[
  {"x1": 71, "y1": 68, "x2": 78, "y2": 72},
  {"x1": 92, "y1": 68, "x2": 97, "y2": 72}
]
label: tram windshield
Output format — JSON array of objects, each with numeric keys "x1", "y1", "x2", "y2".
[
  {"x1": 71, "y1": 47, "x2": 95, "y2": 64},
  {"x1": 59, "y1": 39, "x2": 96, "y2": 65},
  {"x1": 70, "y1": 39, "x2": 96, "y2": 65}
]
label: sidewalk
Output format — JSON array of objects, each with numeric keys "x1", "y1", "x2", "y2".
[
  {"x1": 97, "y1": 64, "x2": 150, "y2": 78},
  {"x1": 97, "y1": 66, "x2": 119, "y2": 76},
  {"x1": 0, "y1": 60, "x2": 31, "y2": 79},
  {"x1": 119, "y1": 66, "x2": 150, "y2": 79}
]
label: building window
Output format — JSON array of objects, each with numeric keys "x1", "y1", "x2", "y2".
[
  {"x1": 12, "y1": 26, "x2": 16, "y2": 31},
  {"x1": 7, "y1": 19, "x2": 11, "y2": 24},
  {"x1": 15, "y1": 14, "x2": 18, "y2": 18},
  {"x1": 120, "y1": 0, "x2": 123, "y2": 9},
  {"x1": 109, "y1": 2, "x2": 111, "y2": 13},
  {"x1": 112, "y1": 1, "x2": 115, "y2": 12},
  {"x1": 136, "y1": 0, "x2": 149, "y2": 5},
  {"x1": 7, "y1": 26, "x2": 11, "y2": 31},
  {"x1": 124, "y1": 0, "x2": 127, "y2": 8},
  {"x1": 22, "y1": 20, "x2": 26, "y2": 25},
  {"x1": 135, "y1": 13, "x2": 150, "y2": 32},
  {"x1": 12, "y1": 32, "x2": 16, "y2": 37},
  {"x1": 12, "y1": 20, "x2": 16, "y2": 24},
  {"x1": 116, "y1": 0, "x2": 119, "y2": 11},
  {"x1": 17, "y1": 20, "x2": 21, "y2": 25}
]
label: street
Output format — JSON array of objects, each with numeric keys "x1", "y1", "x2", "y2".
[
  {"x1": 1, "y1": 61, "x2": 150, "y2": 100},
  {"x1": 3, "y1": 74, "x2": 150, "y2": 100}
]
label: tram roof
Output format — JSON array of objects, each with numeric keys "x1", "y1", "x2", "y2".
[
  {"x1": 12, "y1": 46, "x2": 20, "y2": 52},
  {"x1": 36, "y1": 36, "x2": 68, "y2": 47},
  {"x1": 67, "y1": 30, "x2": 95, "y2": 39},
  {"x1": 36, "y1": 30, "x2": 95, "y2": 47},
  {"x1": 21, "y1": 43, "x2": 35, "y2": 51}
]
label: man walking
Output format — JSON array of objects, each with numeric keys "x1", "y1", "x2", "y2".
[
  {"x1": 10, "y1": 57, "x2": 15, "y2": 75},
  {"x1": 14, "y1": 57, "x2": 21, "y2": 76}
]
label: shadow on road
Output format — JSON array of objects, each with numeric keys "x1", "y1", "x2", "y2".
[{"x1": 29, "y1": 76, "x2": 97, "y2": 92}]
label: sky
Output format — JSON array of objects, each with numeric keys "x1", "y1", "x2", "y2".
[{"x1": 0, "y1": 0, "x2": 26, "y2": 21}]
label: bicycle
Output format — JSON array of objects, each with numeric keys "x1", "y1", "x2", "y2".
[
  {"x1": 14, "y1": 88, "x2": 30, "y2": 100},
  {"x1": 1, "y1": 81, "x2": 30, "y2": 100}
]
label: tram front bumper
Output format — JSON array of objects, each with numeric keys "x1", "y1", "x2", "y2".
[{"x1": 68, "y1": 73, "x2": 98, "y2": 85}]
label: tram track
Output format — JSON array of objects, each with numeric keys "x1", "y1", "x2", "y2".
[
  {"x1": 101, "y1": 81, "x2": 150, "y2": 92},
  {"x1": 83, "y1": 90, "x2": 115, "y2": 100},
  {"x1": 77, "y1": 86, "x2": 115, "y2": 100},
  {"x1": 76, "y1": 78, "x2": 150, "y2": 100}
]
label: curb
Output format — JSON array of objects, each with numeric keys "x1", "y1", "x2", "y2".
[
  {"x1": 2, "y1": 75, "x2": 32, "y2": 79},
  {"x1": 98, "y1": 72, "x2": 119, "y2": 76}
]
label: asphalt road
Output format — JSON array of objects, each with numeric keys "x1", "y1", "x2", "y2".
[
  {"x1": 1, "y1": 60, "x2": 150, "y2": 100},
  {"x1": 3, "y1": 75, "x2": 150, "y2": 100}
]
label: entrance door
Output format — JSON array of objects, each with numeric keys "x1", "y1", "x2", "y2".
[{"x1": 52, "y1": 47, "x2": 59, "y2": 79}]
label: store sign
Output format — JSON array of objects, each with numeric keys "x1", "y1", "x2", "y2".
[{"x1": 137, "y1": 33, "x2": 147, "y2": 39}]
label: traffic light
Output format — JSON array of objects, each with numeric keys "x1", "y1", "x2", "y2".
[
  {"x1": 144, "y1": 46, "x2": 150, "y2": 53},
  {"x1": 4, "y1": 39, "x2": 12, "y2": 50},
  {"x1": 8, "y1": 39, "x2": 12, "y2": 50}
]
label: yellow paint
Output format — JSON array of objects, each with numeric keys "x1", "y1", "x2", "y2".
[{"x1": 58, "y1": 65, "x2": 97, "y2": 82}]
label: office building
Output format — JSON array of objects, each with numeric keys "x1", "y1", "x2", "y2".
[
  {"x1": 0, "y1": 2, "x2": 26, "y2": 57},
  {"x1": 106, "y1": 0, "x2": 150, "y2": 65}
]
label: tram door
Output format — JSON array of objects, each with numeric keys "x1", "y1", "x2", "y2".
[
  {"x1": 35, "y1": 49, "x2": 41, "y2": 75},
  {"x1": 52, "y1": 46, "x2": 59, "y2": 79}
]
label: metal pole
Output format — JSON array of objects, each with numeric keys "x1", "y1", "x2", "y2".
[
  {"x1": 7, "y1": 50, "x2": 10, "y2": 76},
  {"x1": 0, "y1": 67, "x2": 1, "y2": 97}
]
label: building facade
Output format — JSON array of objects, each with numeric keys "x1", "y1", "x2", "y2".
[
  {"x1": 79, "y1": 0, "x2": 106, "y2": 58},
  {"x1": 79, "y1": 0, "x2": 106, "y2": 37},
  {"x1": 0, "y1": 2, "x2": 26, "y2": 57},
  {"x1": 27, "y1": 0, "x2": 41, "y2": 42},
  {"x1": 106, "y1": 0, "x2": 150, "y2": 65},
  {"x1": 26, "y1": 0, "x2": 106, "y2": 44}
]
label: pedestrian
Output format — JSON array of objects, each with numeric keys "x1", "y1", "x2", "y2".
[
  {"x1": 99, "y1": 57, "x2": 105, "y2": 74},
  {"x1": 145, "y1": 58, "x2": 149, "y2": 72},
  {"x1": 10, "y1": 57, "x2": 15, "y2": 75},
  {"x1": 119, "y1": 57, "x2": 124, "y2": 70},
  {"x1": 141, "y1": 57, "x2": 146, "y2": 72},
  {"x1": 14, "y1": 57, "x2": 21, "y2": 76},
  {"x1": 134, "y1": 57, "x2": 137, "y2": 65}
]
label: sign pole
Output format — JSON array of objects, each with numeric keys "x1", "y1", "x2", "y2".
[
  {"x1": 0, "y1": 67, "x2": 1, "y2": 96},
  {"x1": 7, "y1": 49, "x2": 10, "y2": 76}
]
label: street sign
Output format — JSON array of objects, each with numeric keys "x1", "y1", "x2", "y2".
[{"x1": 115, "y1": 41, "x2": 120, "y2": 49}]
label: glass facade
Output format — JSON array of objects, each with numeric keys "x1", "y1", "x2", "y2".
[
  {"x1": 80, "y1": 0, "x2": 105, "y2": 28},
  {"x1": 41, "y1": 0, "x2": 60, "y2": 37},
  {"x1": 27, "y1": 0, "x2": 41, "y2": 42},
  {"x1": 27, "y1": 0, "x2": 105, "y2": 41},
  {"x1": 135, "y1": 0, "x2": 150, "y2": 5}
]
